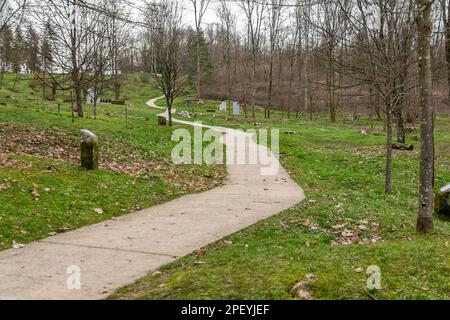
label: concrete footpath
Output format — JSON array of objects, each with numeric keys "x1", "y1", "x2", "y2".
[{"x1": 0, "y1": 97, "x2": 304, "y2": 300}]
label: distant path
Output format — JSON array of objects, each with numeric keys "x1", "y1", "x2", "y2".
[{"x1": 0, "y1": 96, "x2": 304, "y2": 300}]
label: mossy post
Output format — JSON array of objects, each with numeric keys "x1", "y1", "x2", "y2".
[{"x1": 80, "y1": 129, "x2": 99, "y2": 170}]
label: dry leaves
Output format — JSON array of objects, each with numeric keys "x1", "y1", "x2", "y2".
[
  {"x1": 294, "y1": 217, "x2": 384, "y2": 247},
  {"x1": 0, "y1": 123, "x2": 225, "y2": 193}
]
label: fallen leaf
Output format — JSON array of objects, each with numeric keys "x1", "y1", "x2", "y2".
[
  {"x1": 355, "y1": 267, "x2": 364, "y2": 273},
  {"x1": 93, "y1": 208, "x2": 104, "y2": 214}
]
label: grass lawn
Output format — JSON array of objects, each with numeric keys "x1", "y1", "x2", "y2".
[
  {"x1": 0, "y1": 73, "x2": 225, "y2": 250},
  {"x1": 111, "y1": 97, "x2": 450, "y2": 300}
]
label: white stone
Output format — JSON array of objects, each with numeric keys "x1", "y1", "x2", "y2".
[
  {"x1": 86, "y1": 88, "x2": 100, "y2": 104},
  {"x1": 440, "y1": 184, "x2": 450, "y2": 193},
  {"x1": 80, "y1": 129, "x2": 98, "y2": 143},
  {"x1": 233, "y1": 101, "x2": 240, "y2": 115}
]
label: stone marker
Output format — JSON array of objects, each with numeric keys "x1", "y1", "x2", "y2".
[
  {"x1": 435, "y1": 184, "x2": 450, "y2": 217},
  {"x1": 80, "y1": 129, "x2": 99, "y2": 170},
  {"x1": 219, "y1": 101, "x2": 227, "y2": 112},
  {"x1": 233, "y1": 101, "x2": 240, "y2": 115},
  {"x1": 158, "y1": 116, "x2": 167, "y2": 126}
]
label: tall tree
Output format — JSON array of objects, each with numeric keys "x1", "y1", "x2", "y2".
[
  {"x1": 265, "y1": 0, "x2": 285, "y2": 118},
  {"x1": 148, "y1": 0, "x2": 187, "y2": 126},
  {"x1": 240, "y1": 0, "x2": 266, "y2": 125},
  {"x1": 35, "y1": 0, "x2": 102, "y2": 117},
  {"x1": 417, "y1": 0, "x2": 434, "y2": 233},
  {"x1": 189, "y1": 0, "x2": 211, "y2": 99},
  {"x1": 11, "y1": 24, "x2": 25, "y2": 88},
  {"x1": 0, "y1": 22, "x2": 13, "y2": 87},
  {"x1": 25, "y1": 24, "x2": 40, "y2": 73},
  {"x1": 217, "y1": 0, "x2": 236, "y2": 109}
]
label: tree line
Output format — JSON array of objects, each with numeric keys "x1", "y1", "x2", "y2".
[{"x1": 0, "y1": 0, "x2": 439, "y2": 233}]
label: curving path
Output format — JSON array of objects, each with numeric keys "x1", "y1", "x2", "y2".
[{"x1": 0, "y1": 96, "x2": 304, "y2": 300}]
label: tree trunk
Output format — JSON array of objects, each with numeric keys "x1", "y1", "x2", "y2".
[
  {"x1": 74, "y1": 80, "x2": 83, "y2": 117},
  {"x1": 327, "y1": 50, "x2": 336, "y2": 123},
  {"x1": 267, "y1": 56, "x2": 273, "y2": 119},
  {"x1": 385, "y1": 109, "x2": 393, "y2": 194},
  {"x1": 166, "y1": 97, "x2": 173, "y2": 127},
  {"x1": 446, "y1": 0, "x2": 450, "y2": 105},
  {"x1": 396, "y1": 109, "x2": 406, "y2": 143},
  {"x1": 114, "y1": 80, "x2": 121, "y2": 100},
  {"x1": 417, "y1": 0, "x2": 434, "y2": 233},
  {"x1": 196, "y1": 31, "x2": 201, "y2": 99}
]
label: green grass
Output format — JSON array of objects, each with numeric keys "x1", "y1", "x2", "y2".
[
  {"x1": 111, "y1": 97, "x2": 450, "y2": 300},
  {"x1": 0, "y1": 73, "x2": 225, "y2": 250}
]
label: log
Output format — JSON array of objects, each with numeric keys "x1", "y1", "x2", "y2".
[{"x1": 392, "y1": 143, "x2": 414, "y2": 151}]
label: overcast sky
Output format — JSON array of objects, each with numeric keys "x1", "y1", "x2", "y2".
[
  {"x1": 180, "y1": 0, "x2": 242, "y2": 28},
  {"x1": 143, "y1": 0, "x2": 244, "y2": 29}
]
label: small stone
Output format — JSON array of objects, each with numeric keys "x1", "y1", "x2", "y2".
[{"x1": 12, "y1": 241, "x2": 25, "y2": 249}]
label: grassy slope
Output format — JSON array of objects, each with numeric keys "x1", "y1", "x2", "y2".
[
  {"x1": 112, "y1": 98, "x2": 450, "y2": 300},
  {"x1": 0, "y1": 74, "x2": 225, "y2": 250}
]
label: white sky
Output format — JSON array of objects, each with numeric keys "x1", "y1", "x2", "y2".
[{"x1": 180, "y1": 0, "x2": 243, "y2": 28}]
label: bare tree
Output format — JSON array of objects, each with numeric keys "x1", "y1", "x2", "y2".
[
  {"x1": 0, "y1": 0, "x2": 26, "y2": 86},
  {"x1": 148, "y1": 0, "x2": 187, "y2": 126},
  {"x1": 217, "y1": 0, "x2": 236, "y2": 110},
  {"x1": 0, "y1": 0, "x2": 26, "y2": 33},
  {"x1": 189, "y1": 0, "x2": 211, "y2": 99},
  {"x1": 34, "y1": 0, "x2": 103, "y2": 117},
  {"x1": 265, "y1": 0, "x2": 285, "y2": 118},
  {"x1": 240, "y1": 0, "x2": 266, "y2": 125},
  {"x1": 338, "y1": 0, "x2": 416, "y2": 193}
]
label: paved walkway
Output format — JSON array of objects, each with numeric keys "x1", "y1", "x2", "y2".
[{"x1": 0, "y1": 97, "x2": 304, "y2": 300}]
